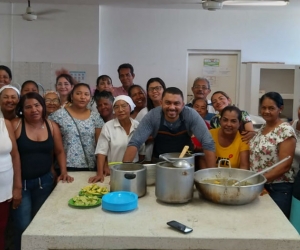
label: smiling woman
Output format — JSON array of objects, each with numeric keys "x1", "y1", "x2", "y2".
[
  {"x1": 128, "y1": 84, "x2": 146, "y2": 119},
  {"x1": 210, "y1": 106, "x2": 250, "y2": 169},
  {"x1": 210, "y1": 91, "x2": 255, "y2": 143},
  {"x1": 95, "y1": 90, "x2": 115, "y2": 123},
  {"x1": 49, "y1": 83, "x2": 104, "y2": 178},
  {"x1": 55, "y1": 74, "x2": 75, "y2": 108},
  {"x1": 11, "y1": 92, "x2": 73, "y2": 250},
  {"x1": 0, "y1": 85, "x2": 20, "y2": 120}
]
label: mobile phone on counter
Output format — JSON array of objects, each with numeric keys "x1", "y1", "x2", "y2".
[{"x1": 167, "y1": 220, "x2": 193, "y2": 234}]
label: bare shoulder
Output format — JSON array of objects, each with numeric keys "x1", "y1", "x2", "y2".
[
  {"x1": 4, "y1": 119, "x2": 13, "y2": 130},
  {"x1": 46, "y1": 119, "x2": 60, "y2": 135},
  {"x1": 11, "y1": 117, "x2": 22, "y2": 130},
  {"x1": 48, "y1": 119, "x2": 59, "y2": 129}
]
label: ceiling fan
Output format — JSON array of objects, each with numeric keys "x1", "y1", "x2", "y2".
[
  {"x1": 21, "y1": 0, "x2": 64, "y2": 21},
  {"x1": 197, "y1": 0, "x2": 289, "y2": 11}
]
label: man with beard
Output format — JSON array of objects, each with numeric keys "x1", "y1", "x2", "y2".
[
  {"x1": 123, "y1": 87, "x2": 215, "y2": 168},
  {"x1": 187, "y1": 77, "x2": 215, "y2": 114}
]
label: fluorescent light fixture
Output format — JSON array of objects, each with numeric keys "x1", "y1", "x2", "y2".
[{"x1": 223, "y1": 0, "x2": 289, "y2": 6}]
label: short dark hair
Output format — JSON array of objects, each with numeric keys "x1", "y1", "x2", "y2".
[
  {"x1": 16, "y1": 92, "x2": 46, "y2": 120},
  {"x1": 117, "y1": 63, "x2": 134, "y2": 75},
  {"x1": 162, "y1": 87, "x2": 184, "y2": 101},
  {"x1": 21, "y1": 80, "x2": 39, "y2": 92},
  {"x1": 68, "y1": 83, "x2": 91, "y2": 103},
  {"x1": 94, "y1": 90, "x2": 114, "y2": 104},
  {"x1": 260, "y1": 92, "x2": 283, "y2": 108},
  {"x1": 56, "y1": 74, "x2": 76, "y2": 86},
  {"x1": 220, "y1": 106, "x2": 242, "y2": 122},
  {"x1": 96, "y1": 75, "x2": 112, "y2": 87},
  {"x1": 192, "y1": 98, "x2": 208, "y2": 107},
  {"x1": 0, "y1": 65, "x2": 12, "y2": 79}
]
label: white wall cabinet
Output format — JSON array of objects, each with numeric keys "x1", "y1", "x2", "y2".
[{"x1": 244, "y1": 63, "x2": 300, "y2": 121}]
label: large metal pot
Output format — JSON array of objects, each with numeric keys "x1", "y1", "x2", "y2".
[
  {"x1": 110, "y1": 163, "x2": 146, "y2": 197},
  {"x1": 155, "y1": 161, "x2": 194, "y2": 203},
  {"x1": 159, "y1": 152, "x2": 204, "y2": 166},
  {"x1": 194, "y1": 168, "x2": 266, "y2": 205}
]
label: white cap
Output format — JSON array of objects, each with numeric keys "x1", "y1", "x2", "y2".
[{"x1": 113, "y1": 95, "x2": 136, "y2": 112}]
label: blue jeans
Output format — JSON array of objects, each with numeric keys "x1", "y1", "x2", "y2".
[
  {"x1": 265, "y1": 182, "x2": 293, "y2": 218},
  {"x1": 12, "y1": 172, "x2": 54, "y2": 250}
]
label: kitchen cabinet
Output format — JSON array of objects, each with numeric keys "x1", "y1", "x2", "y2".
[
  {"x1": 244, "y1": 63, "x2": 300, "y2": 120},
  {"x1": 22, "y1": 172, "x2": 300, "y2": 250}
]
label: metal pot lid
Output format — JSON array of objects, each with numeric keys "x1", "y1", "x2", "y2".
[
  {"x1": 159, "y1": 152, "x2": 194, "y2": 161},
  {"x1": 157, "y1": 161, "x2": 193, "y2": 169},
  {"x1": 112, "y1": 163, "x2": 145, "y2": 172}
]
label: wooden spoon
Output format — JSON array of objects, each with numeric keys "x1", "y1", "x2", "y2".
[{"x1": 179, "y1": 145, "x2": 189, "y2": 158}]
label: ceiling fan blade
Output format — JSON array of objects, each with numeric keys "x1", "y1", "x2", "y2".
[
  {"x1": 35, "y1": 9, "x2": 65, "y2": 16},
  {"x1": 0, "y1": 13, "x2": 22, "y2": 16},
  {"x1": 37, "y1": 16, "x2": 53, "y2": 20}
]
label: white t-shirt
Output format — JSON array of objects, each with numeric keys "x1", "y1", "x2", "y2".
[
  {"x1": 207, "y1": 100, "x2": 216, "y2": 114},
  {"x1": 135, "y1": 107, "x2": 148, "y2": 122},
  {"x1": 95, "y1": 118, "x2": 145, "y2": 163}
]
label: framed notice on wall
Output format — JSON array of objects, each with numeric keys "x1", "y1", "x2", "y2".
[
  {"x1": 203, "y1": 58, "x2": 220, "y2": 67},
  {"x1": 69, "y1": 71, "x2": 86, "y2": 83}
]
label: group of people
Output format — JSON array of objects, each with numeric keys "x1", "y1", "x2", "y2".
[{"x1": 0, "y1": 63, "x2": 300, "y2": 249}]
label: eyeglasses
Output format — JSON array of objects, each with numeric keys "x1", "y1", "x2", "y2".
[
  {"x1": 45, "y1": 98, "x2": 60, "y2": 105},
  {"x1": 193, "y1": 85, "x2": 209, "y2": 90},
  {"x1": 148, "y1": 86, "x2": 162, "y2": 92},
  {"x1": 113, "y1": 103, "x2": 129, "y2": 110}
]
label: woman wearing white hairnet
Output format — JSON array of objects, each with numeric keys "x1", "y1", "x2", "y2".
[{"x1": 90, "y1": 95, "x2": 145, "y2": 182}]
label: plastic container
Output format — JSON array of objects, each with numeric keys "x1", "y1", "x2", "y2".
[{"x1": 102, "y1": 191, "x2": 138, "y2": 212}]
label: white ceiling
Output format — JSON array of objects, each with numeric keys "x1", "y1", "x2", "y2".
[{"x1": 0, "y1": 0, "x2": 299, "y2": 9}]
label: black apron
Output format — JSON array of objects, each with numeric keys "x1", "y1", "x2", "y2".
[{"x1": 152, "y1": 112, "x2": 194, "y2": 159}]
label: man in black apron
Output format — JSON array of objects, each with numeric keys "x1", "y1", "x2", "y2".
[
  {"x1": 123, "y1": 87, "x2": 215, "y2": 168},
  {"x1": 152, "y1": 112, "x2": 194, "y2": 160}
]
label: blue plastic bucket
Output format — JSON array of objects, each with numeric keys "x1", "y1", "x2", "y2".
[{"x1": 290, "y1": 196, "x2": 300, "y2": 234}]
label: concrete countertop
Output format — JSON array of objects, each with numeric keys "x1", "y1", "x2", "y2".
[{"x1": 22, "y1": 172, "x2": 300, "y2": 250}]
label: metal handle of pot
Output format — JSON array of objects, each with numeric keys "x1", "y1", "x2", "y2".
[
  {"x1": 124, "y1": 173, "x2": 137, "y2": 180},
  {"x1": 193, "y1": 153, "x2": 205, "y2": 156}
]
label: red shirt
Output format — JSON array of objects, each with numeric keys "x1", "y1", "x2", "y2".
[
  {"x1": 113, "y1": 86, "x2": 128, "y2": 97},
  {"x1": 191, "y1": 120, "x2": 210, "y2": 148}
]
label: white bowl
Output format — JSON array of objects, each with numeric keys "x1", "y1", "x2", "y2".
[{"x1": 143, "y1": 164, "x2": 156, "y2": 186}]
